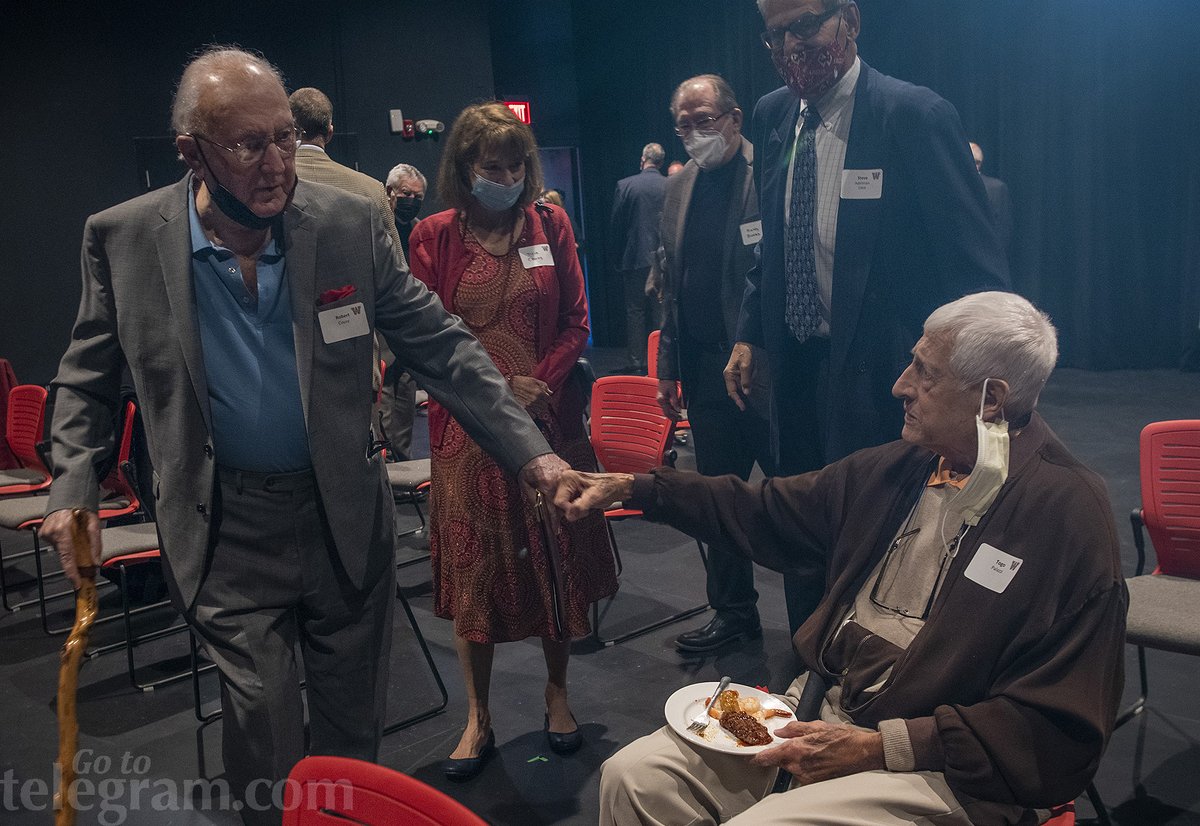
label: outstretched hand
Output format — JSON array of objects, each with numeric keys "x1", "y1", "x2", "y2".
[
  {"x1": 553, "y1": 470, "x2": 634, "y2": 522},
  {"x1": 749, "y1": 720, "x2": 885, "y2": 785}
]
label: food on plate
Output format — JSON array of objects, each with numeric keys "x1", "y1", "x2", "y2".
[
  {"x1": 763, "y1": 707, "x2": 792, "y2": 720},
  {"x1": 719, "y1": 710, "x2": 772, "y2": 746},
  {"x1": 708, "y1": 689, "x2": 740, "y2": 719}
]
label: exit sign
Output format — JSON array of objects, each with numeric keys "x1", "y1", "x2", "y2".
[{"x1": 505, "y1": 101, "x2": 532, "y2": 124}]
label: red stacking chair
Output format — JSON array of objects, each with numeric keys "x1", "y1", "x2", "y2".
[
  {"x1": 587, "y1": 375, "x2": 708, "y2": 645},
  {"x1": 1113, "y1": 420, "x2": 1200, "y2": 720},
  {"x1": 283, "y1": 756, "x2": 487, "y2": 826},
  {"x1": 0, "y1": 384, "x2": 51, "y2": 495},
  {"x1": 1084, "y1": 420, "x2": 1200, "y2": 825},
  {"x1": 0, "y1": 385, "x2": 53, "y2": 609},
  {"x1": 1120, "y1": 419, "x2": 1200, "y2": 726}
]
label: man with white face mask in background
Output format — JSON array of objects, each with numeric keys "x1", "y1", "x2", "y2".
[
  {"x1": 650, "y1": 74, "x2": 781, "y2": 655},
  {"x1": 557, "y1": 291, "x2": 1126, "y2": 826}
]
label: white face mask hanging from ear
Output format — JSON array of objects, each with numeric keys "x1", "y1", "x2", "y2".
[{"x1": 953, "y1": 378, "x2": 1010, "y2": 526}]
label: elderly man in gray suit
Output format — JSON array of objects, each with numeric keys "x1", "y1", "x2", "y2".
[{"x1": 41, "y1": 46, "x2": 566, "y2": 823}]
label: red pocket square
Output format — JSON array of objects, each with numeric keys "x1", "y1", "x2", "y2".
[{"x1": 317, "y1": 285, "x2": 356, "y2": 306}]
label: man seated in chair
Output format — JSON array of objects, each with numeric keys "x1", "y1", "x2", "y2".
[{"x1": 555, "y1": 291, "x2": 1126, "y2": 825}]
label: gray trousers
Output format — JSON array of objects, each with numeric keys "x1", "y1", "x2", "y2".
[{"x1": 187, "y1": 467, "x2": 394, "y2": 824}]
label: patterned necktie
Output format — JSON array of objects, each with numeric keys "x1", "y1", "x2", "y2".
[{"x1": 784, "y1": 106, "x2": 823, "y2": 341}]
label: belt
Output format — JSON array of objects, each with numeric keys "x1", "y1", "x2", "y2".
[{"x1": 216, "y1": 465, "x2": 315, "y2": 493}]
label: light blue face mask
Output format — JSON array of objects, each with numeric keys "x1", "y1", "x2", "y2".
[{"x1": 471, "y1": 173, "x2": 525, "y2": 212}]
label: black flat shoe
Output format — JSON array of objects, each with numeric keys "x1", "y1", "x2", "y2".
[
  {"x1": 544, "y1": 713, "x2": 583, "y2": 755},
  {"x1": 442, "y1": 729, "x2": 496, "y2": 782},
  {"x1": 675, "y1": 614, "x2": 762, "y2": 653}
]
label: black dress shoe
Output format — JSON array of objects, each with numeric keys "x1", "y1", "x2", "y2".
[
  {"x1": 442, "y1": 729, "x2": 496, "y2": 782},
  {"x1": 544, "y1": 713, "x2": 583, "y2": 755},
  {"x1": 675, "y1": 614, "x2": 762, "y2": 653}
]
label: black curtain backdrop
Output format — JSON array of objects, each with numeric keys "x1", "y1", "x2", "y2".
[{"x1": 571, "y1": 0, "x2": 1200, "y2": 370}]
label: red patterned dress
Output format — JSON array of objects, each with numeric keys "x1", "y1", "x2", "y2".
[{"x1": 429, "y1": 222, "x2": 616, "y2": 643}]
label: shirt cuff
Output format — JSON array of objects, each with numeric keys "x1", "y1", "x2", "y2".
[
  {"x1": 903, "y1": 716, "x2": 945, "y2": 772},
  {"x1": 629, "y1": 473, "x2": 656, "y2": 508},
  {"x1": 878, "y1": 718, "x2": 915, "y2": 772}
]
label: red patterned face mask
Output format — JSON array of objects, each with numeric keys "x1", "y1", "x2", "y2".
[{"x1": 771, "y1": 23, "x2": 847, "y2": 100}]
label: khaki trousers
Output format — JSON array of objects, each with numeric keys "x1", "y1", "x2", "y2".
[{"x1": 599, "y1": 724, "x2": 1034, "y2": 826}]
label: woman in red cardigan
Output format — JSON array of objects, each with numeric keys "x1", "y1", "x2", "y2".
[{"x1": 408, "y1": 102, "x2": 617, "y2": 781}]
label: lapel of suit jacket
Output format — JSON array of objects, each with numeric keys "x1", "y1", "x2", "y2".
[
  {"x1": 719, "y1": 139, "x2": 757, "y2": 341},
  {"x1": 672, "y1": 163, "x2": 698, "y2": 256},
  {"x1": 762, "y1": 94, "x2": 800, "y2": 284},
  {"x1": 831, "y1": 62, "x2": 885, "y2": 373},
  {"x1": 156, "y1": 178, "x2": 213, "y2": 433},
  {"x1": 282, "y1": 186, "x2": 316, "y2": 423}
]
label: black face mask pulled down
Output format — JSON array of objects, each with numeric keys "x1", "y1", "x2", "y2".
[
  {"x1": 393, "y1": 196, "x2": 423, "y2": 224},
  {"x1": 195, "y1": 142, "x2": 290, "y2": 230}
]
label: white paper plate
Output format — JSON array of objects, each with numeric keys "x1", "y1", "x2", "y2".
[{"x1": 664, "y1": 681, "x2": 793, "y2": 755}]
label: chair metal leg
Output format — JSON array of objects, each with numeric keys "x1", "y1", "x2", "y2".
[
  {"x1": 1085, "y1": 781, "x2": 1112, "y2": 825},
  {"x1": 394, "y1": 491, "x2": 427, "y2": 540},
  {"x1": 383, "y1": 583, "x2": 449, "y2": 733},
  {"x1": 590, "y1": 533, "x2": 709, "y2": 647},
  {"x1": 97, "y1": 562, "x2": 191, "y2": 692},
  {"x1": 1114, "y1": 645, "x2": 1148, "y2": 728},
  {"x1": 396, "y1": 552, "x2": 431, "y2": 570},
  {"x1": 0, "y1": 537, "x2": 42, "y2": 611}
]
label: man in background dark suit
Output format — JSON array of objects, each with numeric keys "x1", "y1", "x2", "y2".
[
  {"x1": 610, "y1": 143, "x2": 667, "y2": 371},
  {"x1": 726, "y1": 0, "x2": 1009, "y2": 631},
  {"x1": 971, "y1": 141, "x2": 1014, "y2": 255}
]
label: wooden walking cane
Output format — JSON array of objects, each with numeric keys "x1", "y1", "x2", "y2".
[{"x1": 55, "y1": 508, "x2": 98, "y2": 826}]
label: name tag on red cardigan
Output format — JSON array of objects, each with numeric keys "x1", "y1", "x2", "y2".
[
  {"x1": 963, "y1": 543, "x2": 1023, "y2": 594},
  {"x1": 519, "y1": 244, "x2": 554, "y2": 268}
]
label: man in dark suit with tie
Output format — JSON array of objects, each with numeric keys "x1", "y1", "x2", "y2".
[
  {"x1": 41, "y1": 46, "x2": 566, "y2": 823},
  {"x1": 610, "y1": 143, "x2": 668, "y2": 371},
  {"x1": 725, "y1": 0, "x2": 1009, "y2": 631}
]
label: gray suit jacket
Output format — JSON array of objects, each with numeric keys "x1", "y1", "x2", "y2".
[
  {"x1": 656, "y1": 138, "x2": 769, "y2": 405},
  {"x1": 294, "y1": 145, "x2": 404, "y2": 258},
  {"x1": 48, "y1": 176, "x2": 549, "y2": 610}
]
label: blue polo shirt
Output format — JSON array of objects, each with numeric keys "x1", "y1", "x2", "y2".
[{"x1": 189, "y1": 187, "x2": 311, "y2": 472}]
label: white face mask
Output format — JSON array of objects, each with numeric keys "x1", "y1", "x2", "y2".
[
  {"x1": 953, "y1": 379, "x2": 1009, "y2": 526},
  {"x1": 682, "y1": 130, "x2": 729, "y2": 170}
]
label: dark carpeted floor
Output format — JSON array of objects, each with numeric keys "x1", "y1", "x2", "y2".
[{"x1": 0, "y1": 353, "x2": 1197, "y2": 824}]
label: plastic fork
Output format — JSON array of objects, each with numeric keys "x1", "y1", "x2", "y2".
[{"x1": 687, "y1": 675, "x2": 732, "y2": 736}]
